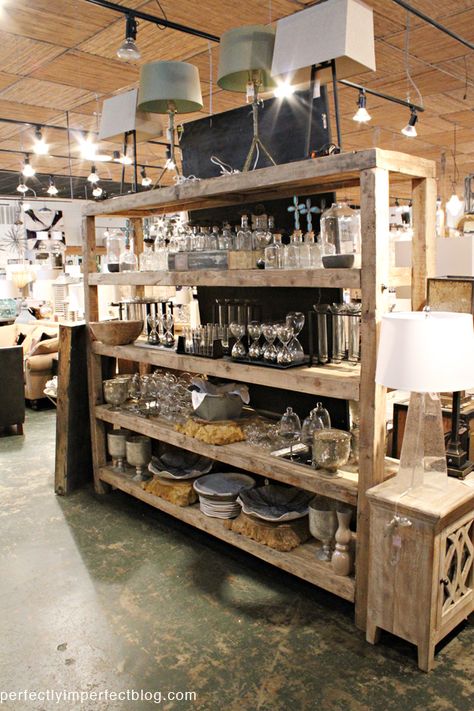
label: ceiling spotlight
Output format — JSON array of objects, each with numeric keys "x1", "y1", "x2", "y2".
[
  {"x1": 140, "y1": 166, "x2": 152, "y2": 187},
  {"x1": 165, "y1": 146, "x2": 176, "y2": 171},
  {"x1": 92, "y1": 184, "x2": 103, "y2": 198},
  {"x1": 113, "y1": 150, "x2": 132, "y2": 165},
  {"x1": 273, "y1": 81, "x2": 295, "y2": 99},
  {"x1": 87, "y1": 164, "x2": 99, "y2": 184},
  {"x1": 117, "y1": 14, "x2": 141, "y2": 62},
  {"x1": 353, "y1": 89, "x2": 371, "y2": 123},
  {"x1": 79, "y1": 137, "x2": 98, "y2": 161},
  {"x1": 33, "y1": 126, "x2": 49, "y2": 155},
  {"x1": 46, "y1": 176, "x2": 58, "y2": 196},
  {"x1": 22, "y1": 155, "x2": 35, "y2": 177},
  {"x1": 401, "y1": 108, "x2": 418, "y2": 138},
  {"x1": 17, "y1": 177, "x2": 28, "y2": 194}
]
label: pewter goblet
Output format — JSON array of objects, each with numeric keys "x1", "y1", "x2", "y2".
[
  {"x1": 309, "y1": 497, "x2": 338, "y2": 561},
  {"x1": 126, "y1": 435, "x2": 152, "y2": 481},
  {"x1": 103, "y1": 378, "x2": 129, "y2": 411},
  {"x1": 107, "y1": 429, "x2": 130, "y2": 472}
]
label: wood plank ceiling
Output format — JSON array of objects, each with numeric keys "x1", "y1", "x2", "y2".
[{"x1": 0, "y1": 0, "x2": 472, "y2": 201}]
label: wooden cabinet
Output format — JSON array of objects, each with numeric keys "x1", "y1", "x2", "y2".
[
  {"x1": 366, "y1": 476, "x2": 474, "y2": 671},
  {"x1": 82, "y1": 149, "x2": 436, "y2": 631}
]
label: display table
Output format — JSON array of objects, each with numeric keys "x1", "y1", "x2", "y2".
[{"x1": 366, "y1": 475, "x2": 474, "y2": 671}]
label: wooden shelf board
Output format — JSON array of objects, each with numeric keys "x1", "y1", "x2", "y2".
[
  {"x1": 92, "y1": 341, "x2": 361, "y2": 401},
  {"x1": 87, "y1": 268, "x2": 361, "y2": 289},
  {"x1": 95, "y1": 405, "x2": 359, "y2": 505},
  {"x1": 99, "y1": 465, "x2": 356, "y2": 602},
  {"x1": 83, "y1": 149, "x2": 435, "y2": 218}
]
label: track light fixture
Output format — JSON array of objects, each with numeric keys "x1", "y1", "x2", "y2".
[
  {"x1": 352, "y1": 89, "x2": 371, "y2": 123},
  {"x1": 92, "y1": 184, "x2": 103, "y2": 198},
  {"x1": 117, "y1": 14, "x2": 141, "y2": 61},
  {"x1": 33, "y1": 126, "x2": 48, "y2": 155},
  {"x1": 22, "y1": 155, "x2": 35, "y2": 177},
  {"x1": 17, "y1": 177, "x2": 28, "y2": 194},
  {"x1": 46, "y1": 175, "x2": 58, "y2": 196},
  {"x1": 401, "y1": 108, "x2": 418, "y2": 138},
  {"x1": 87, "y1": 164, "x2": 99, "y2": 183},
  {"x1": 113, "y1": 150, "x2": 133, "y2": 165},
  {"x1": 140, "y1": 166, "x2": 152, "y2": 187}
]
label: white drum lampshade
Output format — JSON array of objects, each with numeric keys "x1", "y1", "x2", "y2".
[
  {"x1": 376, "y1": 311, "x2": 474, "y2": 492},
  {"x1": 99, "y1": 89, "x2": 163, "y2": 143},
  {"x1": 271, "y1": 0, "x2": 376, "y2": 87}
]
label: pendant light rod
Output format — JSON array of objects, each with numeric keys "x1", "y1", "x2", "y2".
[
  {"x1": 390, "y1": 0, "x2": 474, "y2": 52},
  {"x1": 339, "y1": 79, "x2": 424, "y2": 113},
  {"x1": 0, "y1": 146, "x2": 164, "y2": 169},
  {"x1": 82, "y1": 0, "x2": 220, "y2": 43}
]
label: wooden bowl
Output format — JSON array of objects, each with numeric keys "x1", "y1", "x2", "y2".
[{"x1": 89, "y1": 320, "x2": 143, "y2": 346}]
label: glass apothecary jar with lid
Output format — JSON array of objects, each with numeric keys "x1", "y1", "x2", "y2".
[
  {"x1": 105, "y1": 230, "x2": 125, "y2": 273},
  {"x1": 320, "y1": 203, "x2": 361, "y2": 268}
]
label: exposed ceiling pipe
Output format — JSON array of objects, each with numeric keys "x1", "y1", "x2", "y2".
[
  {"x1": 82, "y1": 0, "x2": 220, "y2": 43},
  {"x1": 391, "y1": 0, "x2": 474, "y2": 51}
]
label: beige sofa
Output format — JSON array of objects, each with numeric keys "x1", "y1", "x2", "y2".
[{"x1": 0, "y1": 322, "x2": 59, "y2": 403}]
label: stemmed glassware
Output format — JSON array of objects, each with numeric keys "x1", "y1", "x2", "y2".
[
  {"x1": 247, "y1": 321, "x2": 262, "y2": 360},
  {"x1": 103, "y1": 378, "x2": 129, "y2": 411},
  {"x1": 286, "y1": 311, "x2": 305, "y2": 362},
  {"x1": 262, "y1": 322, "x2": 278, "y2": 362},
  {"x1": 230, "y1": 322, "x2": 247, "y2": 359},
  {"x1": 276, "y1": 322, "x2": 294, "y2": 365},
  {"x1": 279, "y1": 407, "x2": 301, "y2": 459}
]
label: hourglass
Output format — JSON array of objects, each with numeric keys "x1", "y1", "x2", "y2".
[
  {"x1": 261, "y1": 322, "x2": 278, "y2": 363},
  {"x1": 247, "y1": 321, "x2": 262, "y2": 360},
  {"x1": 147, "y1": 313, "x2": 159, "y2": 345},
  {"x1": 230, "y1": 322, "x2": 247, "y2": 359},
  {"x1": 276, "y1": 322, "x2": 294, "y2": 365},
  {"x1": 161, "y1": 313, "x2": 175, "y2": 348},
  {"x1": 286, "y1": 311, "x2": 305, "y2": 362}
]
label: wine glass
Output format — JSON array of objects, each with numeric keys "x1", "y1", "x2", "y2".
[
  {"x1": 230, "y1": 321, "x2": 247, "y2": 359},
  {"x1": 247, "y1": 321, "x2": 262, "y2": 360},
  {"x1": 276, "y1": 321, "x2": 294, "y2": 365},
  {"x1": 261, "y1": 322, "x2": 278, "y2": 363},
  {"x1": 286, "y1": 311, "x2": 305, "y2": 362},
  {"x1": 279, "y1": 406, "x2": 301, "y2": 459},
  {"x1": 103, "y1": 378, "x2": 129, "y2": 411}
]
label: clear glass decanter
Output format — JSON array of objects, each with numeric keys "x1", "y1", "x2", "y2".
[
  {"x1": 252, "y1": 215, "x2": 272, "y2": 249},
  {"x1": 235, "y1": 214, "x2": 253, "y2": 251},
  {"x1": 119, "y1": 235, "x2": 138, "y2": 271},
  {"x1": 320, "y1": 202, "x2": 361, "y2": 257}
]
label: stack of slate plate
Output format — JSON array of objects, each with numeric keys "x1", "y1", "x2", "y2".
[
  {"x1": 193, "y1": 472, "x2": 256, "y2": 519},
  {"x1": 148, "y1": 450, "x2": 213, "y2": 480},
  {"x1": 237, "y1": 484, "x2": 313, "y2": 522}
]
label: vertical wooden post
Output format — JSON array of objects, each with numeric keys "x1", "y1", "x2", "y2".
[
  {"x1": 411, "y1": 177, "x2": 437, "y2": 311},
  {"x1": 355, "y1": 167, "x2": 390, "y2": 630},
  {"x1": 83, "y1": 214, "x2": 109, "y2": 494}
]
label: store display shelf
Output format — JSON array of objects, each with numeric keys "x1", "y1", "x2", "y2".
[
  {"x1": 95, "y1": 405, "x2": 359, "y2": 505},
  {"x1": 87, "y1": 268, "x2": 361, "y2": 289},
  {"x1": 98, "y1": 465, "x2": 356, "y2": 602},
  {"x1": 92, "y1": 341, "x2": 361, "y2": 401}
]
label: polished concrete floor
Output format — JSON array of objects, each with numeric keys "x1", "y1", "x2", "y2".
[{"x1": 1, "y1": 409, "x2": 474, "y2": 711}]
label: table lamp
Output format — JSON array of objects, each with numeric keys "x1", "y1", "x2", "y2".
[
  {"x1": 137, "y1": 61, "x2": 203, "y2": 176},
  {"x1": 11, "y1": 265, "x2": 37, "y2": 324},
  {"x1": 375, "y1": 311, "x2": 474, "y2": 492},
  {"x1": 217, "y1": 25, "x2": 276, "y2": 172},
  {"x1": 271, "y1": 0, "x2": 376, "y2": 152}
]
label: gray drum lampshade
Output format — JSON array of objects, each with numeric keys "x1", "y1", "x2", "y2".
[
  {"x1": 217, "y1": 25, "x2": 276, "y2": 92},
  {"x1": 137, "y1": 61, "x2": 203, "y2": 114}
]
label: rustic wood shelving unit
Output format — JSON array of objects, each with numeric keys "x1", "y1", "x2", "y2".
[{"x1": 83, "y1": 149, "x2": 436, "y2": 629}]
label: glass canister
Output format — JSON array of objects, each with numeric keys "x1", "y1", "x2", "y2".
[
  {"x1": 312, "y1": 429, "x2": 351, "y2": 475},
  {"x1": 320, "y1": 203, "x2": 361, "y2": 259},
  {"x1": 119, "y1": 235, "x2": 138, "y2": 271},
  {"x1": 105, "y1": 230, "x2": 125, "y2": 273}
]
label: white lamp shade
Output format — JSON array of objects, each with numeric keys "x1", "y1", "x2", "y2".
[
  {"x1": 99, "y1": 89, "x2": 163, "y2": 143},
  {"x1": 137, "y1": 61, "x2": 203, "y2": 114},
  {"x1": 217, "y1": 25, "x2": 276, "y2": 92},
  {"x1": 271, "y1": 0, "x2": 376, "y2": 86},
  {"x1": 375, "y1": 311, "x2": 474, "y2": 392}
]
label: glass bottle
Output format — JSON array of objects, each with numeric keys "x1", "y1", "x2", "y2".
[
  {"x1": 304, "y1": 231, "x2": 323, "y2": 268},
  {"x1": 218, "y1": 222, "x2": 233, "y2": 250},
  {"x1": 208, "y1": 226, "x2": 220, "y2": 251},
  {"x1": 105, "y1": 230, "x2": 125, "y2": 273},
  {"x1": 252, "y1": 215, "x2": 272, "y2": 249},
  {"x1": 320, "y1": 203, "x2": 361, "y2": 257},
  {"x1": 195, "y1": 225, "x2": 206, "y2": 251},
  {"x1": 283, "y1": 230, "x2": 303, "y2": 269},
  {"x1": 139, "y1": 238, "x2": 155, "y2": 271},
  {"x1": 235, "y1": 214, "x2": 253, "y2": 251},
  {"x1": 119, "y1": 235, "x2": 138, "y2": 271},
  {"x1": 264, "y1": 233, "x2": 282, "y2": 269},
  {"x1": 154, "y1": 227, "x2": 168, "y2": 270}
]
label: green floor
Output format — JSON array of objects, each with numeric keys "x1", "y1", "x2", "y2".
[{"x1": 1, "y1": 409, "x2": 473, "y2": 711}]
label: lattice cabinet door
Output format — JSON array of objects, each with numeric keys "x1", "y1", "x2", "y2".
[{"x1": 437, "y1": 511, "x2": 474, "y2": 632}]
